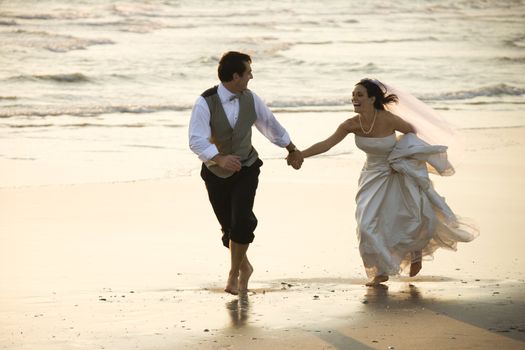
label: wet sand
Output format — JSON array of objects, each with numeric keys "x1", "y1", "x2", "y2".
[{"x1": 1, "y1": 126, "x2": 524, "y2": 349}]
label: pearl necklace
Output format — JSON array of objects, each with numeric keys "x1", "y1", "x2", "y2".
[{"x1": 358, "y1": 109, "x2": 377, "y2": 135}]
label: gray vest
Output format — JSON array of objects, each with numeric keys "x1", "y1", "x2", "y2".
[{"x1": 202, "y1": 86, "x2": 259, "y2": 178}]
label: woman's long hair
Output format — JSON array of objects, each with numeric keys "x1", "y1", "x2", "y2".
[{"x1": 357, "y1": 78, "x2": 398, "y2": 110}]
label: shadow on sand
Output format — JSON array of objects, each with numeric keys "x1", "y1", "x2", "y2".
[{"x1": 362, "y1": 281, "x2": 525, "y2": 343}]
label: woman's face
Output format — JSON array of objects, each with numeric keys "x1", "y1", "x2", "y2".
[{"x1": 352, "y1": 84, "x2": 375, "y2": 113}]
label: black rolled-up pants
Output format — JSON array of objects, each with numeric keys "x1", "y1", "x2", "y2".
[{"x1": 200, "y1": 158, "x2": 263, "y2": 248}]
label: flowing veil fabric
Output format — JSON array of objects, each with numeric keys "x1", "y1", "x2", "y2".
[{"x1": 379, "y1": 82, "x2": 464, "y2": 168}]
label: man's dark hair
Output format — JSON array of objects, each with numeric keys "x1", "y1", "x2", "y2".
[{"x1": 218, "y1": 51, "x2": 252, "y2": 82}]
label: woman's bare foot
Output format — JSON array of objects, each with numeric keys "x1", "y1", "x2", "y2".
[
  {"x1": 365, "y1": 275, "x2": 389, "y2": 286},
  {"x1": 409, "y1": 260, "x2": 422, "y2": 277},
  {"x1": 410, "y1": 250, "x2": 423, "y2": 277},
  {"x1": 238, "y1": 261, "x2": 253, "y2": 292},
  {"x1": 225, "y1": 272, "x2": 239, "y2": 295}
]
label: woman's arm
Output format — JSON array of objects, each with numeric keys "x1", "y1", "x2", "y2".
[{"x1": 302, "y1": 119, "x2": 354, "y2": 158}]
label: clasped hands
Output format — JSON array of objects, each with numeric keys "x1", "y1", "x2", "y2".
[{"x1": 286, "y1": 150, "x2": 304, "y2": 170}]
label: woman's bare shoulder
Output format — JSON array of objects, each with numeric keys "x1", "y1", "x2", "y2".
[
  {"x1": 382, "y1": 110, "x2": 414, "y2": 133},
  {"x1": 381, "y1": 110, "x2": 399, "y2": 120},
  {"x1": 340, "y1": 115, "x2": 359, "y2": 131}
]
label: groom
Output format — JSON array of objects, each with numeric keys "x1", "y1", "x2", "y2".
[{"x1": 188, "y1": 51, "x2": 303, "y2": 294}]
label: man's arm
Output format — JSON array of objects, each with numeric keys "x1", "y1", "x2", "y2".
[
  {"x1": 252, "y1": 92, "x2": 291, "y2": 147},
  {"x1": 189, "y1": 97, "x2": 242, "y2": 172},
  {"x1": 188, "y1": 97, "x2": 220, "y2": 162},
  {"x1": 251, "y1": 92, "x2": 303, "y2": 169}
]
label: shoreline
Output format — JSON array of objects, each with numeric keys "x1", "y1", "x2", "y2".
[{"x1": 1, "y1": 109, "x2": 524, "y2": 190}]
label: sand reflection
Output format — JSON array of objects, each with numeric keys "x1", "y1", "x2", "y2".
[
  {"x1": 225, "y1": 293, "x2": 250, "y2": 328},
  {"x1": 363, "y1": 283, "x2": 424, "y2": 307},
  {"x1": 364, "y1": 283, "x2": 389, "y2": 301}
]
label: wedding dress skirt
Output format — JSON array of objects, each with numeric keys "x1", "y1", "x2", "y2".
[{"x1": 355, "y1": 133, "x2": 479, "y2": 278}]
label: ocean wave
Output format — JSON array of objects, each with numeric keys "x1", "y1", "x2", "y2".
[
  {"x1": 4, "y1": 123, "x2": 54, "y2": 128},
  {"x1": 0, "y1": 96, "x2": 18, "y2": 101},
  {"x1": 271, "y1": 106, "x2": 351, "y2": 114},
  {"x1": 268, "y1": 97, "x2": 349, "y2": 109},
  {"x1": 0, "y1": 99, "x2": 351, "y2": 118},
  {"x1": 422, "y1": 1, "x2": 523, "y2": 13},
  {"x1": 4, "y1": 123, "x2": 153, "y2": 129},
  {"x1": 341, "y1": 36, "x2": 438, "y2": 44},
  {"x1": 498, "y1": 56, "x2": 525, "y2": 63},
  {"x1": 189, "y1": 55, "x2": 220, "y2": 65},
  {"x1": 2, "y1": 121, "x2": 184, "y2": 130},
  {"x1": 110, "y1": 3, "x2": 176, "y2": 18},
  {"x1": 461, "y1": 125, "x2": 525, "y2": 131},
  {"x1": 6, "y1": 72, "x2": 140, "y2": 84},
  {"x1": 505, "y1": 35, "x2": 525, "y2": 48},
  {"x1": 10, "y1": 14, "x2": 58, "y2": 20},
  {"x1": 0, "y1": 83, "x2": 521, "y2": 119},
  {"x1": 47, "y1": 38, "x2": 114, "y2": 52},
  {"x1": 118, "y1": 19, "x2": 166, "y2": 33},
  {"x1": 0, "y1": 103, "x2": 193, "y2": 118},
  {"x1": 125, "y1": 144, "x2": 169, "y2": 149},
  {"x1": 11, "y1": 73, "x2": 91, "y2": 83},
  {"x1": 235, "y1": 38, "x2": 294, "y2": 56},
  {"x1": 464, "y1": 101, "x2": 525, "y2": 105},
  {"x1": 4, "y1": 10, "x2": 95, "y2": 21},
  {"x1": 0, "y1": 19, "x2": 17, "y2": 25},
  {"x1": 423, "y1": 84, "x2": 525, "y2": 101},
  {"x1": 78, "y1": 18, "x2": 167, "y2": 33},
  {"x1": 3, "y1": 29, "x2": 114, "y2": 52},
  {"x1": 296, "y1": 40, "x2": 334, "y2": 45}
]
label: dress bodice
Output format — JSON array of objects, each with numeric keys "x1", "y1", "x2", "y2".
[
  {"x1": 355, "y1": 134, "x2": 396, "y2": 171},
  {"x1": 355, "y1": 134, "x2": 396, "y2": 155}
]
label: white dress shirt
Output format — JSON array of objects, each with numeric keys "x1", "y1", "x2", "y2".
[{"x1": 188, "y1": 83, "x2": 291, "y2": 162}]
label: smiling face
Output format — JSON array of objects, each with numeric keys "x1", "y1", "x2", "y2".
[
  {"x1": 231, "y1": 61, "x2": 253, "y2": 92},
  {"x1": 352, "y1": 84, "x2": 375, "y2": 113}
]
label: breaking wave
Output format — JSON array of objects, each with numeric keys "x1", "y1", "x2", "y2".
[
  {"x1": 423, "y1": 84, "x2": 525, "y2": 101},
  {"x1": 0, "y1": 103, "x2": 193, "y2": 118},
  {"x1": 11, "y1": 73, "x2": 91, "y2": 83}
]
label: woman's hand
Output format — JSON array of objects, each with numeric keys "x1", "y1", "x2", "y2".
[{"x1": 286, "y1": 150, "x2": 304, "y2": 169}]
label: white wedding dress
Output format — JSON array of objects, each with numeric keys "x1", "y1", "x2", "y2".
[{"x1": 355, "y1": 133, "x2": 479, "y2": 278}]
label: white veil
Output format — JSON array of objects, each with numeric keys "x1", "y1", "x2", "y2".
[{"x1": 374, "y1": 80, "x2": 463, "y2": 167}]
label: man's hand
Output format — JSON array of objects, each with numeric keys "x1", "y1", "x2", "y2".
[
  {"x1": 213, "y1": 154, "x2": 242, "y2": 172},
  {"x1": 286, "y1": 150, "x2": 304, "y2": 170}
]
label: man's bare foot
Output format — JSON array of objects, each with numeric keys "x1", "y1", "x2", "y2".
[
  {"x1": 238, "y1": 263, "x2": 253, "y2": 292},
  {"x1": 409, "y1": 260, "x2": 422, "y2": 277},
  {"x1": 225, "y1": 272, "x2": 239, "y2": 295},
  {"x1": 365, "y1": 275, "x2": 389, "y2": 286}
]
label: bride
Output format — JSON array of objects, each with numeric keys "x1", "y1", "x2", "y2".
[{"x1": 294, "y1": 78, "x2": 479, "y2": 286}]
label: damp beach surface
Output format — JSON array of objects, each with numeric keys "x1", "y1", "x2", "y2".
[{"x1": 1, "y1": 124, "x2": 524, "y2": 349}]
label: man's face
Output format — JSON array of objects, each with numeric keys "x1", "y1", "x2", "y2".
[{"x1": 234, "y1": 61, "x2": 253, "y2": 92}]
